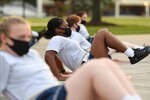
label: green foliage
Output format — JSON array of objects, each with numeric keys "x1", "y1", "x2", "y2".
[
  {"x1": 71, "y1": 0, "x2": 92, "y2": 12},
  {"x1": 71, "y1": 0, "x2": 113, "y2": 12},
  {"x1": 0, "y1": 0, "x2": 13, "y2": 5},
  {"x1": 25, "y1": 0, "x2": 37, "y2": 6},
  {"x1": 101, "y1": 0, "x2": 114, "y2": 5}
]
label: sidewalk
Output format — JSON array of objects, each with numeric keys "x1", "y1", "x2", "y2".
[
  {"x1": 34, "y1": 34, "x2": 150, "y2": 100},
  {"x1": 112, "y1": 34, "x2": 150, "y2": 100},
  {"x1": 1, "y1": 34, "x2": 150, "y2": 100}
]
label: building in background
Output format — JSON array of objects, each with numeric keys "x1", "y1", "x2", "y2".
[
  {"x1": 0, "y1": 0, "x2": 149, "y2": 17},
  {"x1": 0, "y1": 0, "x2": 37, "y2": 17},
  {"x1": 115, "y1": 0, "x2": 150, "y2": 17},
  {"x1": 0, "y1": 0, "x2": 69, "y2": 17}
]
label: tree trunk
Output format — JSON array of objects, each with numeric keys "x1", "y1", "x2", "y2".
[
  {"x1": 70, "y1": 0, "x2": 76, "y2": 13},
  {"x1": 22, "y1": 0, "x2": 26, "y2": 18},
  {"x1": 90, "y1": 0, "x2": 101, "y2": 25},
  {"x1": 54, "y1": 1, "x2": 65, "y2": 17}
]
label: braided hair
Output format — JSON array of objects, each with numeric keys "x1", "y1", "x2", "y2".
[{"x1": 44, "y1": 18, "x2": 64, "y2": 39}]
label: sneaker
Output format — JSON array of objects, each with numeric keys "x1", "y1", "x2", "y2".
[
  {"x1": 145, "y1": 46, "x2": 150, "y2": 53},
  {"x1": 129, "y1": 46, "x2": 150, "y2": 64}
]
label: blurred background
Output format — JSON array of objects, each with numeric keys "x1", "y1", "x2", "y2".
[
  {"x1": 1, "y1": 0, "x2": 150, "y2": 35},
  {"x1": 0, "y1": 1, "x2": 150, "y2": 99},
  {"x1": 0, "y1": 0, "x2": 150, "y2": 17}
]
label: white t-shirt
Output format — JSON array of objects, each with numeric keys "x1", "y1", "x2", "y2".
[
  {"x1": 46, "y1": 36, "x2": 88, "y2": 71},
  {"x1": 69, "y1": 31, "x2": 91, "y2": 51},
  {"x1": 0, "y1": 49, "x2": 59, "y2": 100},
  {"x1": 79, "y1": 24, "x2": 90, "y2": 39}
]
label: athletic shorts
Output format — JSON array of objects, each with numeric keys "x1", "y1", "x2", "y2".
[
  {"x1": 87, "y1": 36, "x2": 94, "y2": 43},
  {"x1": 82, "y1": 53, "x2": 94, "y2": 64},
  {"x1": 36, "y1": 85, "x2": 67, "y2": 100}
]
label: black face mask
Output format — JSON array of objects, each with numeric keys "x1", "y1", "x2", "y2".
[
  {"x1": 81, "y1": 20, "x2": 87, "y2": 25},
  {"x1": 7, "y1": 37, "x2": 30, "y2": 56},
  {"x1": 59, "y1": 28, "x2": 72, "y2": 37},
  {"x1": 76, "y1": 25, "x2": 80, "y2": 32}
]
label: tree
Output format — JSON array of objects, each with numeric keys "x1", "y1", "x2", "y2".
[
  {"x1": 90, "y1": 0, "x2": 101, "y2": 25},
  {"x1": 71, "y1": 0, "x2": 92, "y2": 13},
  {"x1": 52, "y1": 0, "x2": 68, "y2": 17},
  {"x1": 0, "y1": 0, "x2": 14, "y2": 17},
  {"x1": 0, "y1": 0, "x2": 13, "y2": 6},
  {"x1": 71, "y1": 0, "x2": 113, "y2": 25},
  {"x1": 90, "y1": 0, "x2": 113, "y2": 25},
  {"x1": 26, "y1": 0, "x2": 36, "y2": 6}
]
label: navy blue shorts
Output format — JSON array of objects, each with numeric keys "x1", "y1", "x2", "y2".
[
  {"x1": 36, "y1": 85, "x2": 67, "y2": 100},
  {"x1": 87, "y1": 36, "x2": 94, "y2": 43},
  {"x1": 82, "y1": 53, "x2": 94, "y2": 64}
]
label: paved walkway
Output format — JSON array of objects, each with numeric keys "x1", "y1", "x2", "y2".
[
  {"x1": 112, "y1": 34, "x2": 150, "y2": 100},
  {"x1": 1, "y1": 34, "x2": 150, "y2": 99},
  {"x1": 33, "y1": 34, "x2": 150, "y2": 100}
]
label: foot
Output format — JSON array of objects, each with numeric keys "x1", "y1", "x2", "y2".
[{"x1": 129, "y1": 46, "x2": 150, "y2": 64}]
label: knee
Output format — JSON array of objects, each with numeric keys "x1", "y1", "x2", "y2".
[
  {"x1": 97, "y1": 28, "x2": 108, "y2": 33},
  {"x1": 84, "y1": 58, "x2": 113, "y2": 73},
  {"x1": 99, "y1": 58, "x2": 119, "y2": 69},
  {"x1": 95, "y1": 28, "x2": 111, "y2": 38}
]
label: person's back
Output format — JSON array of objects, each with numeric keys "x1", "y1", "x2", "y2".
[
  {"x1": 69, "y1": 30, "x2": 91, "y2": 51},
  {"x1": 0, "y1": 49, "x2": 59, "y2": 100},
  {"x1": 76, "y1": 11, "x2": 92, "y2": 42},
  {"x1": 46, "y1": 35, "x2": 87, "y2": 71},
  {"x1": 78, "y1": 24, "x2": 90, "y2": 39}
]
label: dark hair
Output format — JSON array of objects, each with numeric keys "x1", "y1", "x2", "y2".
[
  {"x1": 44, "y1": 18, "x2": 64, "y2": 39},
  {"x1": 76, "y1": 11, "x2": 87, "y2": 17},
  {"x1": 66, "y1": 15, "x2": 80, "y2": 27}
]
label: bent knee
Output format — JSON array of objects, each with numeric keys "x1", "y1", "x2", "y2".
[
  {"x1": 95, "y1": 28, "x2": 111, "y2": 37},
  {"x1": 97, "y1": 28, "x2": 109, "y2": 34},
  {"x1": 84, "y1": 58, "x2": 113, "y2": 70},
  {"x1": 97, "y1": 28, "x2": 108, "y2": 33}
]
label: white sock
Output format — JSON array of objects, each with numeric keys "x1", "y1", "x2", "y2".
[
  {"x1": 124, "y1": 48, "x2": 135, "y2": 57},
  {"x1": 122, "y1": 95, "x2": 134, "y2": 100},
  {"x1": 132, "y1": 46, "x2": 144, "y2": 49},
  {"x1": 132, "y1": 95, "x2": 142, "y2": 100}
]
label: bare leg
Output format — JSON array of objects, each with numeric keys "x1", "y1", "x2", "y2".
[
  {"x1": 90, "y1": 29, "x2": 127, "y2": 58},
  {"x1": 108, "y1": 47, "x2": 117, "y2": 55},
  {"x1": 101, "y1": 60, "x2": 137, "y2": 95},
  {"x1": 65, "y1": 58, "x2": 136, "y2": 100},
  {"x1": 122, "y1": 42, "x2": 144, "y2": 49}
]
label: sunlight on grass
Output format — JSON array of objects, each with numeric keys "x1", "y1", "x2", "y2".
[
  {"x1": 102, "y1": 17, "x2": 150, "y2": 27},
  {"x1": 28, "y1": 17, "x2": 150, "y2": 35},
  {"x1": 87, "y1": 26, "x2": 150, "y2": 35}
]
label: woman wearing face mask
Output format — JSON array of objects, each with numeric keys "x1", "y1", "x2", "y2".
[
  {"x1": 0, "y1": 16, "x2": 143, "y2": 100},
  {"x1": 44, "y1": 16, "x2": 150, "y2": 81},
  {"x1": 0, "y1": 18, "x2": 30, "y2": 56},
  {"x1": 76, "y1": 11, "x2": 147, "y2": 55},
  {"x1": 76, "y1": 11, "x2": 92, "y2": 42}
]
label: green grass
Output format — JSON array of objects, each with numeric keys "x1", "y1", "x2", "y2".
[
  {"x1": 102, "y1": 17, "x2": 150, "y2": 27},
  {"x1": 87, "y1": 25, "x2": 150, "y2": 35},
  {"x1": 28, "y1": 17, "x2": 150, "y2": 35}
]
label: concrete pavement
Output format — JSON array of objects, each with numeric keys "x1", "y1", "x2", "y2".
[
  {"x1": 33, "y1": 34, "x2": 150, "y2": 100},
  {"x1": 26, "y1": 34, "x2": 150, "y2": 100},
  {"x1": 0, "y1": 34, "x2": 150, "y2": 99},
  {"x1": 112, "y1": 34, "x2": 150, "y2": 100}
]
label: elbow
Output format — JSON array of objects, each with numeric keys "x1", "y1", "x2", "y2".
[
  {"x1": 45, "y1": 51, "x2": 49, "y2": 62},
  {"x1": 44, "y1": 51, "x2": 54, "y2": 63}
]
